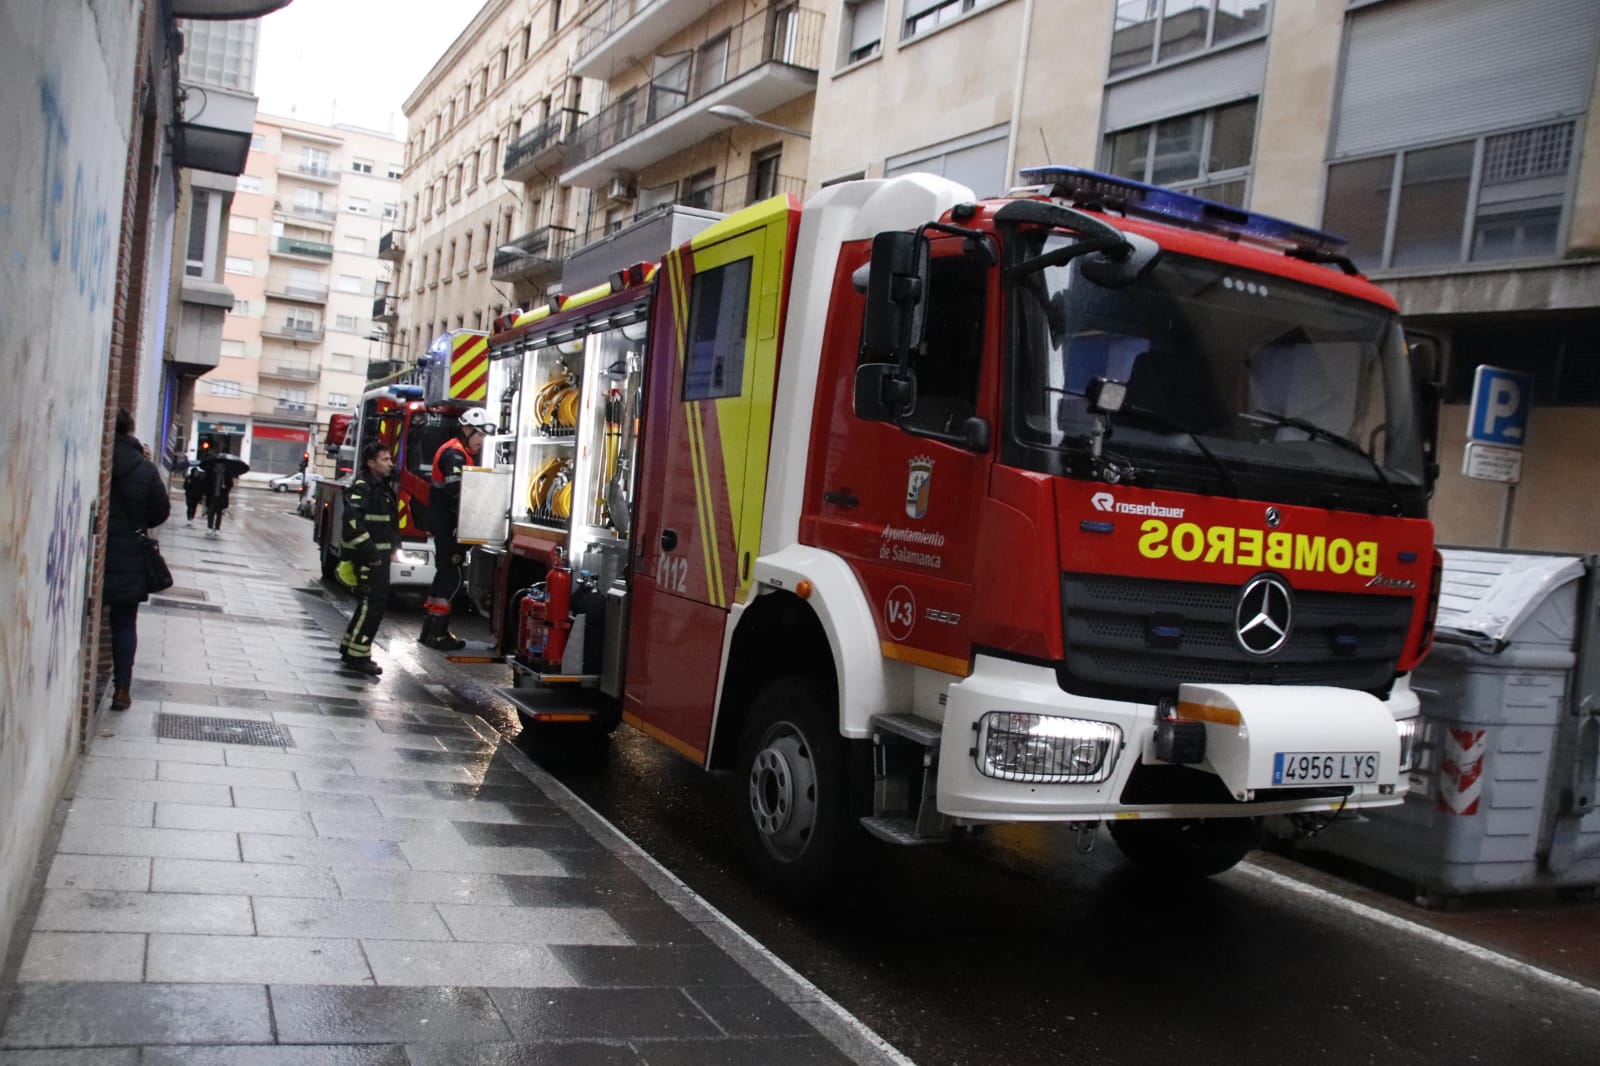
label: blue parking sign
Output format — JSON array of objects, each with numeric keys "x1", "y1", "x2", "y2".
[{"x1": 1468, "y1": 366, "x2": 1534, "y2": 447}]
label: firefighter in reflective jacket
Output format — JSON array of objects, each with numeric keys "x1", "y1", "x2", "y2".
[
  {"x1": 420, "y1": 407, "x2": 491, "y2": 650},
  {"x1": 338, "y1": 442, "x2": 398, "y2": 676}
]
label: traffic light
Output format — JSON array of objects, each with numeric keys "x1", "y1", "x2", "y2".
[{"x1": 299, "y1": 452, "x2": 309, "y2": 473}]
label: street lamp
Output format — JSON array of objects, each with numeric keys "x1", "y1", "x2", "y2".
[{"x1": 707, "y1": 104, "x2": 811, "y2": 139}]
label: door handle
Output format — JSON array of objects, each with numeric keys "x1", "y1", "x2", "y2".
[
  {"x1": 660, "y1": 528, "x2": 678, "y2": 552},
  {"x1": 823, "y1": 489, "x2": 859, "y2": 509}
]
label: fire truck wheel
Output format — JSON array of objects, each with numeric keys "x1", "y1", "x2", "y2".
[
  {"x1": 1107, "y1": 816, "x2": 1261, "y2": 879},
  {"x1": 735, "y1": 677, "x2": 851, "y2": 904}
]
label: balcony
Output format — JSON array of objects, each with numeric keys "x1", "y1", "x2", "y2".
[
  {"x1": 263, "y1": 277, "x2": 329, "y2": 305},
  {"x1": 378, "y1": 230, "x2": 405, "y2": 262},
  {"x1": 271, "y1": 236, "x2": 334, "y2": 261},
  {"x1": 274, "y1": 201, "x2": 338, "y2": 228},
  {"x1": 560, "y1": 6, "x2": 820, "y2": 189},
  {"x1": 253, "y1": 395, "x2": 316, "y2": 421},
  {"x1": 492, "y1": 226, "x2": 575, "y2": 284},
  {"x1": 261, "y1": 320, "x2": 325, "y2": 343},
  {"x1": 502, "y1": 110, "x2": 585, "y2": 183},
  {"x1": 258, "y1": 363, "x2": 321, "y2": 383},
  {"x1": 372, "y1": 296, "x2": 399, "y2": 323},
  {"x1": 575, "y1": 0, "x2": 709, "y2": 81},
  {"x1": 572, "y1": 173, "x2": 802, "y2": 255},
  {"x1": 277, "y1": 161, "x2": 340, "y2": 185}
]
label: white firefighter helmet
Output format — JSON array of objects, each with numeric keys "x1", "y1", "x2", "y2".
[{"x1": 458, "y1": 408, "x2": 492, "y2": 432}]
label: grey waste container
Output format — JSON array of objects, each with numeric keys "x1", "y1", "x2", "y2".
[{"x1": 1308, "y1": 548, "x2": 1600, "y2": 899}]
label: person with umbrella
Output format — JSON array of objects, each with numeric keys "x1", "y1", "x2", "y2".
[{"x1": 201, "y1": 453, "x2": 248, "y2": 538}]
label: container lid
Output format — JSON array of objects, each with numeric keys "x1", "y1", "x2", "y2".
[{"x1": 1436, "y1": 548, "x2": 1587, "y2": 651}]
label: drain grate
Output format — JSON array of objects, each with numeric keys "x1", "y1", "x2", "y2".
[
  {"x1": 156, "y1": 713, "x2": 295, "y2": 747},
  {"x1": 160, "y1": 586, "x2": 208, "y2": 601}
]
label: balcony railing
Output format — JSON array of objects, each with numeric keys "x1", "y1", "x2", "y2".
[
  {"x1": 253, "y1": 395, "x2": 315, "y2": 420},
  {"x1": 259, "y1": 363, "x2": 320, "y2": 382},
  {"x1": 372, "y1": 296, "x2": 399, "y2": 321},
  {"x1": 263, "y1": 279, "x2": 329, "y2": 304},
  {"x1": 576, "y1": 0, "x2": 649, "y2": 62},
  {"x1": 274, "y1": 202, "x2": 338, "y2": 226},
  {"x1": 575, "y1": 173, "x2": 803, "y2": 251},
  {"x1": 272, "y1": 237, "x2": 334, "y2": 260},
  {"x1": 502, "y1": 110, "x2": 584, "y2": 182},
  {"x1": 492, "y1": 225, "x2": 576, "y2": 283},
  {"x1": 378, "y1": 230, "x2": 405, "y2": 261},
  {"x1": 261, "y1": 320, "x2": 325, "y2": 343},
  {"x1": 565, "y1": 6, "x2": 822, "y2": 170}
]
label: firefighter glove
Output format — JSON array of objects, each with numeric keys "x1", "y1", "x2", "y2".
[{"x1": 336, "y1": 560, "x2": 358, "y2": 589}]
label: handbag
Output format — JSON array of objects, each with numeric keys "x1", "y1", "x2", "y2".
[{"x1": 140, "y1": 533, "x2": 174, "y2": 594}]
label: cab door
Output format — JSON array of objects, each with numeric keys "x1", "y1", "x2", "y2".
[{"x1": 626, "y1": 200, "x2": 795, "y2": 761}]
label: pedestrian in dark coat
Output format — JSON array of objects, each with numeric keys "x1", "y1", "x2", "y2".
[
  {"x1": 203, "y1": 459, "x2": 233, "y2": 536},
  {"x1": 105, "y1": 409, "x2": 171, "y2": 711},
  {"x1": 183, "y1": 462, "x2": 206, "y2": 524}
]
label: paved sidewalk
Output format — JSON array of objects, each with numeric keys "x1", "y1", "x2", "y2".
[{"x1": 0, "y1": 498, "x2": 907, "y2": 1065}]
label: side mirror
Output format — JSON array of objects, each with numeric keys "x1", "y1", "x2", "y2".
[
  {"x1": 959, "y1": 416, "x2": 991, "y2": 452},
  {"x1": 1081, "y1": 233, "x2": 1161, "y2": 288},
  {"x1": 861, "y1": 230, "x2": 930, "y2": 362},
  {"x1": 854, "y1": 363, "x2": 917, "y2": 422},
  {"x1": 1407, "y1": 332, "x2": 1444, "y2": 488}
]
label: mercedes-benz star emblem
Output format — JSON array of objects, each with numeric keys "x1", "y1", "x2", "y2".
[
  {"x1": 1236, "y1": 574, "x2": 1292, "y2": 656},
  {"x1": 1264, "y1": 507, "x2": 1281, "y2": 528}
]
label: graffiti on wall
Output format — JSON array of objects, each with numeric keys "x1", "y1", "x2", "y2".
[
  {"x1": 43, "y1": 440, "x2": 86, "y2": 686},
  {"x1": 39, "y1": 77, "x2": 113, "y2": 313}
]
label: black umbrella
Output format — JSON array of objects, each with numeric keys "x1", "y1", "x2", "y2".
[{"x1": 201, "y1": 453, "x2": 250, "y2": 478}]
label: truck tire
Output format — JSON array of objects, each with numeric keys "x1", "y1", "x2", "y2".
[
  {"x1": 1107, "y1": 817, "x2": 1261, "y2": 879},
  {"x1": 734, "y1": 676, "x2": 853, "y2": 905}
]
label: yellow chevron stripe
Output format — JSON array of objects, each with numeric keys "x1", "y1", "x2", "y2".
[
  {"x1": 688, "y1": 401, "x2": 726, "y2": 605},
  {"x1": 452, "y1": 360, "x2": 489, "y2": 400}
]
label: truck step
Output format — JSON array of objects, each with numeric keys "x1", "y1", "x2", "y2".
[
  {"x1": 496, "y1": 685, "x2": 600, "y2": 723},
  {"x1": 872, "y1": 713, "x2": 942, "y2": 747},
  {"x1": 445, "y1": 644, "x2": 499, "y2": 664},
  {"x1": 860, "y1": 815, "x2": 947, "y2": 846}
]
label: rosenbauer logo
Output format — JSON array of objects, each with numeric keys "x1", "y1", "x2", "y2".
[{"x1": 1091, "y1": 492, "x2": 1185, "y2": 519}]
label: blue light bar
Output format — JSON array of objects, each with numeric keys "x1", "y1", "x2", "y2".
[{"x1": 1016, "y1": 165, "x2": 1348, "y2": 256}]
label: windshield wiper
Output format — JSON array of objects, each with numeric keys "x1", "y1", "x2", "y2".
[
  {"x1": 1243, "y1": 409, "x2": 1403, "y2": 515},
  {"x1": 1110, "y1": 405, "x2": 1239, "y2": 497}
]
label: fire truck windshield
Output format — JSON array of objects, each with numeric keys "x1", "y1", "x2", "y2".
[{"x1": 1009, "y1": 234, "x2": 1426, "y2": 515}]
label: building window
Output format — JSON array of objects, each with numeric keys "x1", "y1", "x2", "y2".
[
  {"x1": 520, "y1": 24, "x2": 532, "y2": 62},
  {"x1": 327, "y1": 392, "x2": 351, "y2": 408},
  {"x1": 237, "y1": 175, "x2": 262, "y2": 194},
  {"x1": 337, "y1": 274, "x2": 362, "y2": 294},
  {"x1": 1104, "y1": 98, "x2": 1257, "y2": 206},
  {"x1": 351, "y1": 158, "x2": 374, "y2": 174},
  {"x1": 347, "y1": 198, "x2": 371, "y2": 215},
  {"x1": 221, "y1": 340, "x2": 245, "y2": 358},
  {"x1": 382, "y1": 202, "x2": 399, "y2": 221},
  {"x1": 550, "y1": 0, "x2": 563, "y2": 32},
  {"x1": 228, "y1": 215, "x2": 257, "y2": 235},
  {"x1": 342, "y1": 236, "x2": 367, "y2": 255},
  {"x1": 451, "y1": 164, "x2": 463, "y2": 200},
  {"x1": 186, "y1": 188, "x2": 213, "y2": 277},
  {"x1": 336, "y1": 313, "x2": 359, "y2": 331},
  {"x1": 225, "y1": 256, "x2": 254, "y2": 275},
  {"x1": 681, "y1": 168, "x2": 718, "y2": 211},
  {"x1": 1323, "y1": 119, "x2": 1576, "y2": 272},
  {"x1": 461, "y1": 232, "x2": 473, "y2": 276},
  {"x1": 251, "y1": 133, "x2": 266, "y2": 150},
  {"x1": 481, "y1": 223, "x2": 493, "y2": 268},
  {"x1": 487, "y1": 138, "x2": 500, "y2": 179},
  {"x1": 300, "y1": 146, "x2": 331, "y2": 177},
  {"x1": 498, "y1": 46, "x2": 509, "y2": 82},
  {"x1": 749, "y1": 146, "x2": 782, "y2": 203},
  {"x1": 903, "y1": 0, "x2": 1001, "y2": 41},
  {"x1": 386, "y1": 164, "x2": 403, "y2": 181},
  {"x1": 842, "y1": 0, "x2": 885, "y2": 64},
  {"x1": 465, "y1": 154, "x2": 479, "y2": 190},
  {"x1": 445, "y1": 240, "x2": 457, "y2": 281},
  {"x1": 230, "y1": 298, "x2": 249, "y2": 315},
  {"x1": 278, "y1": 387, "x2": 308, "y2": 412},
  {"x1": 207, "y1": 379, "x2": 241, "y2": 397},
  {"x1": 1110, "y1": 0, "x2": 1269, "y2": 76}
]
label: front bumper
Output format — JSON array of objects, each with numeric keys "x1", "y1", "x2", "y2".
[
  {"x1": 934, "y1": 655, "x2": 1417, "y2": 822},
  {"x1": 389, "y1": 545, "x2": 437, "y2": 589}
]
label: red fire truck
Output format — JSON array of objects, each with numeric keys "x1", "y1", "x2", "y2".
[
  {"x1": 461, "y1": 168, "x2": 1442, "y2": 899},
  {"x1": 313, "y1": 330, "x2": 489, "y2": 588}
]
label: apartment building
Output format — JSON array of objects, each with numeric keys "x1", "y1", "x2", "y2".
[
  {"x1": 204, "y1": 115, "x2": 404, "y2": 476},
  {"x1": 392, "y1": 0, "x2": 821, "y2": 362},
  {"x1": 811, "y1": 0, "x2": 1600, "y2": 553}
]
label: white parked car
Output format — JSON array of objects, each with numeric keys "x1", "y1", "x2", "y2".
[{"x1": 269, "y1": 471, "x2": 306, "y2": 492}]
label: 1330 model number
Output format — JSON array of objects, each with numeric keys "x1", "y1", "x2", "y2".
[{"x1": 1272, "y1": 751, "x2": 1379, "y2": 786}]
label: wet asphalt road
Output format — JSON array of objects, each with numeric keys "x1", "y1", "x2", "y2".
[{"x1": 245, "y1": 489, "x2": 1600, "y2": 1066}]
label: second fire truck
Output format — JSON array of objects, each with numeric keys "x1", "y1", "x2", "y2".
[{"x1": 461, "y1": 168, "x2": 1443, "y2": 899}]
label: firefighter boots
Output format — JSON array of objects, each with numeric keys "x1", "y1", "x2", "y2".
[
  {"x1": 419, "y1": 614, "x2": 466, "y2": 651},
  {"x1": 340, "y1": 656, "x2": 382, "y2": 677}
]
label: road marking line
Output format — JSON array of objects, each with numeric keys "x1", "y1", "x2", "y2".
[{"x1": 1236, "y1": 860, "x2": 1600, "y2": 1004}]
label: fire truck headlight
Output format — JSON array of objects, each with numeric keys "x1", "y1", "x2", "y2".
[
  {"x1": 395, "y1": 548, "x2": 431, "y2": 567},
  {"x1": 1396, "y1": 715, "x2": 1421, "y2": 773},
  {"x1": 975, "y1": 712, "x2": 1121, "y2": 784}
]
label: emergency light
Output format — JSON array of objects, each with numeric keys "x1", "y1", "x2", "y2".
[{"x1": 1016, "y1": 165, "x2": 1348, "y2": 257}]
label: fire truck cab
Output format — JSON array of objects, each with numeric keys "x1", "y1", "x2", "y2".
[{"x1": 467, "y1": 169, "x2": 1442, "y2": 899}]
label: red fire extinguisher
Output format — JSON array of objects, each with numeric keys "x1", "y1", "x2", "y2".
[{"x1": 544, "y1": 566, "x2": 573, "y2": 667}]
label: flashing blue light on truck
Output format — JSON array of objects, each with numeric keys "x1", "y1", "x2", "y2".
[{"x1": 1016, "y1": 165, "x2": 1349, "y2": 258}]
